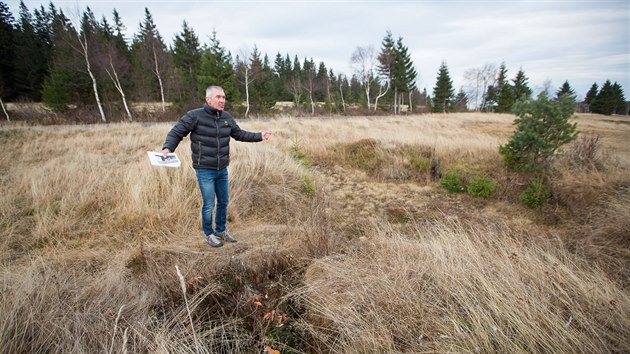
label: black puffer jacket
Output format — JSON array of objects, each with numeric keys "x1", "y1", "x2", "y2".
[{"x1": 163, "y1": 104, "x2": 262, "y2": 169}]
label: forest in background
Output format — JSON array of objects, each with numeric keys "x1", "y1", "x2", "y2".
[{"x1": 0, "y1": 1, "x2": 627, "y2": 124}]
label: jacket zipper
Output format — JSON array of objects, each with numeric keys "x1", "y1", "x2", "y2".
[
  {"x1": 197, "y1": 141, "x2": 201, "y2": 166},
  {"x1": 216, "y1": 111, "x2": 221, "y2": 169}
]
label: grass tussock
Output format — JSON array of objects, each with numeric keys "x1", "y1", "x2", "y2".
[
  {"x1": 1, "y1": 113, "x2": 629, "y2": 352},
  {"x1": 311, "y1": 138, "x2": 435, "y2": 182}
]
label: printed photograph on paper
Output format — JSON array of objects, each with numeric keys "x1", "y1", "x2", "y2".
[{"x1": 147, "y1": 151, "x2": 181, "y2": 168}]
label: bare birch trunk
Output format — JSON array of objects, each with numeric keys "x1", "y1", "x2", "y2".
[
  {"x1": 309, "y1": 90, "x2": 314, "y2": 115},
  {"x1": 365, "y1": 85, "x2": 371, "y2": 110},
  {"x1": 326, "y1": 78, "x2": 333, "y2": 109},
  {"x1": 409, "y1": 91, "x2": 413, "y2": 112},
  {"x1": 106, "y1": 56, "x2": 133, "y2": 122},
  {"x1": 0, "y1": 97, "x2": 8, "y2": 121},
  {"x1": 152, "y1": 44, "x2": 166, "y2": 113},
  {"x1": 79, "y1": 32, "x2": 106, "y2": 122},
  {"x1": 339, "y1": 80, "x2": 346, "y2": 113},
  {"x1": 374, "y1": 80, "x2": 389, "y2": 111},
  {"x1": 244, "y1": 65, "x2": 250, "y2": 118}
]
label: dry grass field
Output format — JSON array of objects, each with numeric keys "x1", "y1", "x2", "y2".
[{"x1": 1, "y1": 112, "x2": 629, "y2": 353}]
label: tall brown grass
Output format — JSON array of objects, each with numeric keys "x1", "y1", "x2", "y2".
[
  {"x1": 1, "y1": 113, "x2": 628, "y2": 352},
  {"x1": 294, "y1": 219, "x2": 629, "y2": 353}
]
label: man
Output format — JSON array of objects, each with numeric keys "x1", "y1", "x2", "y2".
[{"x1": 162, "y1": 85, "x2": 272, "y2": 247}]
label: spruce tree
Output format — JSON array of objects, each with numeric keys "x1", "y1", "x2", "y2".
[
  {"x1": 130, "y1": 8, "x2": 175, "y2": 105},
  {"x1": 42, "y1": 8, "x2": 93, "y2": 111},
  {"x1": 111, "y1": 9, "x2": 129, "y2": 58},
  {"x1": 377, "y1": 30, "x2": 395, "y2": 86},
  {"x1": 394, "y1": 36, "x2": 417, "y2": 112},
  {"x1": 431, "y1": 61, "x2": 454, "y2": 113},
  {"x1": 315, "y1": 61, "x2": 330, "y2": 105},
  {"x1": 584, "y1": 83, "x2": 598, "y2": 112},
  {"x1": 512, "y1": 68, "x2": 532, "y2": 101},
  {"x1": 555, "y1": 80, "x2": 576, "y2": 103},
  {"x1": 485, "y1": 62, "x2": 507, "y2": 111},
  {"x1": 499, "y1": 92, "x2": 577, "y2": 170},
  {"x1": 611, "y1": 82, "x2": 627, "y2": 115},
  {"x1": 172, "y1": 21, "x2": 201, "y2": 104},
  {"x1": 454, "y1": 88, "x2": 468, "y2": 112},
  {"x1": 0, "y1": 2, "x2": 15, "y2": 100},
  {"x1": 198, "y1": 30, "x2": 237, "y2": 105},
  {"x1": 495, "y1": 63, "x2": 513, "y2": 113},
  {"x1": 590, "y1": 80, "x2": 615, "y2": 115},
  {"x1": 13, "y1": 1, "x2": 47, "y2": 100}
]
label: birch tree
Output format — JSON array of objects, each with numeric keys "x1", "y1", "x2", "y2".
[
  {"x1": 103, "y1": 42, "x2": 132, "y2": 120},
  {"x1": 375, "y1": 31, "x2": 394, "y2": 111},
  {"x1": 235, "y1": 50, "x2": 253, "y2": 117},
  {"x1": 464, "y1": 63, "x2": 497, "y2": 111},
  {"x1": 93, "y1": 12, "x2": 133, "y2": 121},
  {"x1": 287, "y1": 55, "x2": 302, "y2": 109},
  {"x1": 303, "y1": 58, "x2": 316, "y2": 114},
  {"x1": 71, "y1": 7, "x2": 105, "y2": 121},
  {"x1": 351, "y1": 45, "x2": 376, "y2": 110},
  {"x1": 338, "y1": 73, "x2": 347, "y2": 112}
]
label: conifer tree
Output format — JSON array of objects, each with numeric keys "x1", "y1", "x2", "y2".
[
  {"x1": 555, "y1": 80, "x2": 577, "y2": 104},
  {"x1": 198, "y1": 30, "x2": 237, "y2": 105},
  {"x1": 316, "y1": 61, "x2": 331, "y2": 107},
  {"x1": 244, "y1": 47, "x2": 274, "y2": 113},
  {"x1": 42, "y1": 8, "x2": 85, "y2": 111},
  {"x1": 485, "y1": 62, "x2": 507, "y2": 111},
  {"x1": 432, "y1": 61, "x2": 454, "y2": 113},
  {"x1": 0, "y1": 1, "x2": 15, "y2": 103},
  {"x1": 512, "y1": 68, "x2": 532, "y2": 101},
  {"x1": 454, "y1": 88, "x2": 468, "y2": 112},
  {"x1": 272, "y1": 52, "x2": 291, "y2": 101},
  {"x1": 111, "y1": 9, "x2": 128, "y2": 57},
  {"x1": 131, "y1": 8, "x2": 174, "y2": 109},
  {"x1": 393, "y1": 36, "x2": 417, "y2": 113},
  {"x1": 584, "y1": 83, "x2": 598, "y2": 112},
  {"x1": 499, "y1": 92, "x2": 577, "y2": 170},
  {"x1": 590, "y1": 80, "x2": 615, "y2": 115},
  {"x1": 495, "y1": 63, "x2": 514, "y2": 112},
  {"x1": 172, "y1": 20, "x2": 201, "y2": 104},
  {"x1": 13, "y1": 1, "x2": 48, "y2": 100},
  {"x1": 611, "y1": 82, "x2": 627, "y2": 115}
]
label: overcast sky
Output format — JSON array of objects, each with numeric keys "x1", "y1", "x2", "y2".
[{"x1": 7, "y1": 0, "x2": 629, "y2": 100}]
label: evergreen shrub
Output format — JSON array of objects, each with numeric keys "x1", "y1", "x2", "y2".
[
  {"x1": 441, "y1": 170, "x2": 464, "y2": 193},
  {"x1": 467, "y1": 176, "x2": 494, "y2": 199},
  {"x1": 519, "y1": 178, "x2": 551, "y2": 208}
]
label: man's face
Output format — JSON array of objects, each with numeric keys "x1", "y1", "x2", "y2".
[{"x1": 206, "y1": 89, "x2": 226, "y2": 110}]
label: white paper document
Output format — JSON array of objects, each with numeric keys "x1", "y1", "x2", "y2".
[{"x1": 147, "y1": 151, "x2": 181, "y2": 168}]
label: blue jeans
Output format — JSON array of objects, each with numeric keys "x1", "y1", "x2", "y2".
[{"x1": 195, "y1": 167, "x2": 229, "y2": 236}]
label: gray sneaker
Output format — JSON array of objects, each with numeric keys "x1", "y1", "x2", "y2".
[
  {"x1": 206, "y1": 234, "x2": 223, "y2": 247},
  {"x1": 215, "y1": 231, "x2": 237, "y2": 243}
]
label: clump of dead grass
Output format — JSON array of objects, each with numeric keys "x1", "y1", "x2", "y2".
[{"x1": 311, "y1": 138, "x2": 435, "y2": 182}]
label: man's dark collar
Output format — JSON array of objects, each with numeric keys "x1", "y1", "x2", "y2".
[{"x1": 204, "y1": 103, "x2": 223, "y2": 115}]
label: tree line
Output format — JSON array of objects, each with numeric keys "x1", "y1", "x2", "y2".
[{"x1": 0, "y1": 1, "x2": 626, "y2": 122}]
